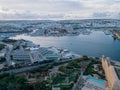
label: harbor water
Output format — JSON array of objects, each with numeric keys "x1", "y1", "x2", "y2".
[{"x1": 10, "y1": 31, "x2": 120, "y2": 61}]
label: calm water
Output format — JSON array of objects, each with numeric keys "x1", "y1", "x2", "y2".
[{"x1": 10, "y1": 31, "x2": 120, "y2": 61}]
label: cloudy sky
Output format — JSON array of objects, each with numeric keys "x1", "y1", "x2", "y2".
[{"x1": 0, "y1": 0, "x2": 120, "y2": 20}]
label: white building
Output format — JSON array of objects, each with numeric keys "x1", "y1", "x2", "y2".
[
  {"x1": 30, "y1": 47, "x2": 58, "y2": 63},
  {"x1": 12, "y1": 40, "x2": 60, "y2": 64},
  {"x1": 11, "y1": 46, "x2": 31, "y2": 62},
  {"x1": 30, "y1": 49, "x2": 43, "y2": 63}
]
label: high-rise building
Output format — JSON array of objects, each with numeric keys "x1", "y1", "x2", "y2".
[{"x1": 102, "y1": 57, "x2": 120, "y2": 90}]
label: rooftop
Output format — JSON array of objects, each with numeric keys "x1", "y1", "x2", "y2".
[
  {"x1": 88, "y1": 77, "x2": 106, "y2": 87},
  {"x1": 82, "y1": 76, "x2": 106, "y2": 90},
  {"x1": 46, "y1": 54, "x2": 59, "y2": 58}
]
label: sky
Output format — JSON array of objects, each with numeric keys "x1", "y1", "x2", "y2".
[{"x1": 0, "y1": 0, "x2": 120, "y2": 20}]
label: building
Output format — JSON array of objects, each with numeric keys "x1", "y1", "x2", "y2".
[
  {"x1": 30, "y1": 47, "x2": 59, "y2": 63},
  {"x1": 45, "y1": 54, "x2": 59, "y2": 60},
  {"x1": 30, "y1": 49, "x2": 43, "y2": 63},
  {"x1": 12, "y1": 40, "x2": 60, "y2": 64},
  {"x1": 11, "y1": 49, "x2": 31, "y2": 62},
  {"x1": 74, "y1": 76, "x2": 106, "y2": 90},
  {"x1": 11, "y1": 46, "x2": 31, "y2": 63},
  {"x1": 102, "y1": 57, "x2": 120, "y2": 90}
]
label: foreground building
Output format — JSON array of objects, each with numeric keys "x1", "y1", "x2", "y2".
[{"x1": 102, "y1": 57, "x2": 120, "y2": 90}]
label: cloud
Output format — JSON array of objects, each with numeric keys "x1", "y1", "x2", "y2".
[
  {"x1": 92, "y1": 12, "x2": 120, "y2": 19},
  {"x1": 0, "y1": 0, "x2": 120, "y2": 20},
  {"x1": 0, "y1": 10, "x2": 65, "y2": 20},
  {"x1": 1, "y1": 7, "x2": 9, "y2": 11},
  {"x1": 92, "y1": 12, "x2": 109, "y2": 18}
]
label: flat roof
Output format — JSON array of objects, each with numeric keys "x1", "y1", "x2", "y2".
[
  {"x1": 115, "y1": 68, "x2": 120, "y2": 80},
  {"x1": 46, "y1": 54, "x2": 58, "y2": 56},
  {"x1": 88, "y1": 77, "x2": 106, "y2": 87},
  {"x1": 81, "y1": 76, "x2": 106, "y2": 90}
]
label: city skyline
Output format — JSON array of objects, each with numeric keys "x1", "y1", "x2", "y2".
[{"x1": 0, "y1": 0, "x2": 120, "y2": 20}]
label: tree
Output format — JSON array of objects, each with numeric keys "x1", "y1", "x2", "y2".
[{"x1": 59, "y1": 66, "x2": 67, "y2": 73}]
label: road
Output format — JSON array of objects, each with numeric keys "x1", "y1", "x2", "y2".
[
  {"x1": 0, "y1": 58, "x2": 79, "y2": 75},
  {"x1": 0, "y1": 63, "x2": 49, "y2": 75}
]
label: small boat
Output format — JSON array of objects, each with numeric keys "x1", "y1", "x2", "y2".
[{"x1": 104, "y1": 31, "x2": 110, "y2": 35}]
